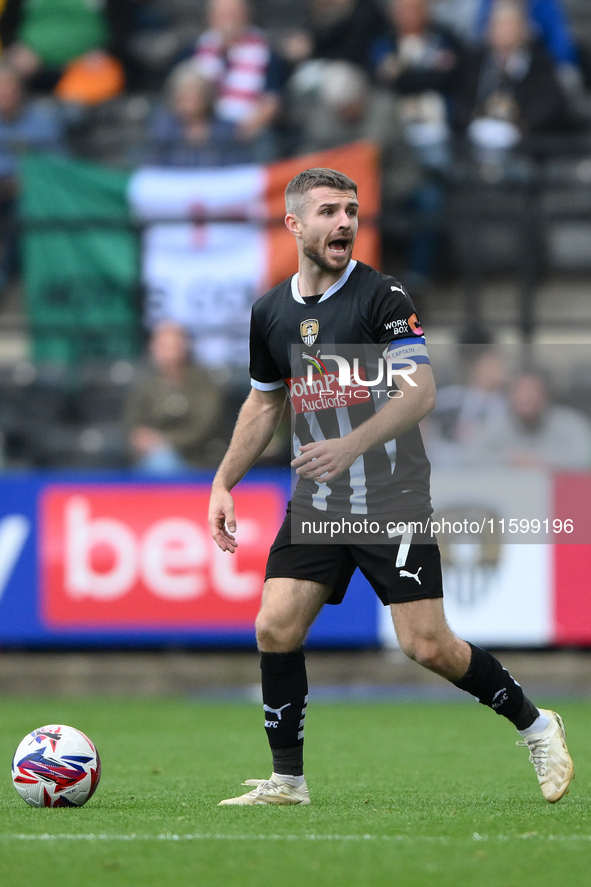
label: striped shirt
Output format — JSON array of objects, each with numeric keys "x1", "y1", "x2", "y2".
[
  {"x1": 249, "y1": 260, "x2": 433, "y2": 520},
  {"x1": 194, "y1": 27, "x2": 272, "y2": 124}
]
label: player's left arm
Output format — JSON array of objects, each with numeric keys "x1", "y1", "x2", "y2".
[{"x1": 292, "y1": 363, "x2": 436, "y2": 483}]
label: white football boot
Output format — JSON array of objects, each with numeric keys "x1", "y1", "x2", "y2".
[
  {"x1": 219, "y1": 774, "x2": 310, "y2": 806},
  {"x1": 517, "y1": 709, "x2": 574, "y2": 803}
]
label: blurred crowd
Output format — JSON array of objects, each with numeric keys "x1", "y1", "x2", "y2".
[
  {"x1": 0, "y1": 0, "x2": 590, "y2": 472},
  {"x1": 126, "y1": 333, "x2": 591, "y2": 474},
  {"x1": 0, "y1": 0, "x2": 589, "y2": 287},
  {"x1": 423, "y1": 345, "x2": 591, "y2": 469}
]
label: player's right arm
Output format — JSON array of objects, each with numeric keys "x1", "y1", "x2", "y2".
[{"x1": 208, "y1": 386, "x2": 287, "y2": 553}]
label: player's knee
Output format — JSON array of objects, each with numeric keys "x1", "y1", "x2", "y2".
[
  {"x1": 399, "y1": 634, "x2": 444, "y2": 671},
  {"x1": 255, "y1": 612, "x2": 303, "y2": 652}
]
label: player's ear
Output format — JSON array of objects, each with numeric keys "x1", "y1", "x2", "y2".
[{"x1": 285, "y1": 213, "x2": 301, "y2": 237}]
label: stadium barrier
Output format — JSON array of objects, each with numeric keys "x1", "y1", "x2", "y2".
[{"x1": 0, "y1": 469, "x2": 589, "y2": 649}]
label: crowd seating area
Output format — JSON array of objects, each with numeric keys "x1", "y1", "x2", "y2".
[
  {"x1": 0, "y1": 359, "x2": 133, "y2": 468},
  {"x1": 1, "y1": 0, "x2": 591, "y2": 469}
]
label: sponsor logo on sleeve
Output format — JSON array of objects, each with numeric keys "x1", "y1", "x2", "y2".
[
  {"x1": 408, "y1": 313, "x2": 423, "y2": 335},
  {"x1": 383, "y1": 318, "x2": 409, "y2": 334}
]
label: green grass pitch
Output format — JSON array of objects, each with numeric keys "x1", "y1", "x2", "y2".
[{"x1": 0, "y1": 696, "x2": 589, "y2": 887}]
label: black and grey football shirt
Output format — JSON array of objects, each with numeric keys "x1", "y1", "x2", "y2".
[{"x1": 249, "y1": 260, "x2": 432, "y2": 520}]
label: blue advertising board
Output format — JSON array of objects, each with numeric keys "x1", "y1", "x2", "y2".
[{"x1": 0, "y1": 471, "x2": 379, "y2": 648}]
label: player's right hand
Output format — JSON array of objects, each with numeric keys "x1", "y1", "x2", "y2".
[{"x1": 208, "y1": 488, "x2": 238, "y2": 553}]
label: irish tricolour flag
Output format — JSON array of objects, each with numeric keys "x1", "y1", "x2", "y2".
[{"x1": 21, "y1": 143, "x2": 379, "y2": 365}]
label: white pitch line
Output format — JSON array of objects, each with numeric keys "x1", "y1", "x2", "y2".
[{"x1": 2, "y1": 833, "x2": 591, "y2": 843}]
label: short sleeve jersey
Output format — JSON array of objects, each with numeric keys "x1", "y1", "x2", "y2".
[{"x1": 249, "y1": 260, "x2": 432, "y2": 520}]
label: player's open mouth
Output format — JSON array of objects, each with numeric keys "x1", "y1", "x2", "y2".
[{"x1": 327, "y1": 238, "x2": 350, "y2": 255}]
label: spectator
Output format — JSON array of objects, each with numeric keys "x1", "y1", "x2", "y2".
[
  {"x1": 281, "y1": 0, "x2": 389, "y2": 73},
  {"x1": 0, "y1": 0, "x2": 132, "y2": 101},
  {"x1": 125, "y1": 321, "x2": 223, "y2": 474},
  {"x1": 297, "y1": 62, "x2": 421, "y2": 212},
  {"x1": 467, "y1": 372, "x2": 591, "y2": 469},
  {"x1": 295, "y1": 60, "x2": 444, "y2": 287},
  {"x1": 192, "y1": 0, "x2": 287, "y2": 161},
  {"x1": 432, "y1": 0, "x2": 580, "y2": 86},
  {"x1": 146, "y1": 61, "x2": 252, "y2": 167},
  {"x1": 476, "y1": 0, "x2": 580, "y2": 82},
  {"x1": 371, "y1": 0, "x2": 462, "y2": 170},
  {"x1": 452, "y1": 1, "x2": 569, "y2": 154},
  {"x1": 0, "y1": 64, "x2": 64, "y2": 177},
  {"x1": 423, "y1": 347, "x2": 509, "y2": 466},
  {"x1": 0, "y1": 63, "x2": 64, "y2": 291},
  {"x1": 431, "y1": 0, "x2": 481, "y2": 44}
]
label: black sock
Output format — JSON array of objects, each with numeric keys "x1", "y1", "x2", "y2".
[
  {"x1": 453, "y1": 643, "x2": 539, "y2": 730},
  {"x1": 260, "y1": 647, "x2": 308, "y2": 776}
]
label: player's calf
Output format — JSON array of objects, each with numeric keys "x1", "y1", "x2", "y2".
[{"x1": 453, "y1": 644, "x2": 574, "y2": 801}]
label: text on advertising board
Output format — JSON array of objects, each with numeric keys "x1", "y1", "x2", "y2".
[{"x1": 41, "y1": 485, "x2": 284, "y2": 628}]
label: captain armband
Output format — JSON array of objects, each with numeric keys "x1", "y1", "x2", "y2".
[{"x1": 383, "y1": 335, "x2": 431, "y2": 369}]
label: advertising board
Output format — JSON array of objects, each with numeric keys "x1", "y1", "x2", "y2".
[
  {"x1": 0, "y1": 474, "x2": 378, "y2": 647},
  {"x1": 0, "y1": 471, "x2": 588, "y2": 648}
]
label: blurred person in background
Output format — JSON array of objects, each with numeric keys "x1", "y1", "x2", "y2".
[
  {"x1": 432, "y1": 0, "x2": 581, "y2": 88},
  {"x1": 280, "y1": 0, "x2": 389, "y2": 73},
  {"x1": 0, "y1": 0, "x2": 133, "y2": 102},
  {"x1": 294, "y1": 60, "x2": 441, "y2": 289},
  {"x1": 0, "y1": 63, "x2": 64, "y2": 293},
  {"x1": 296, "y1": 61, "x2": 422, "y2": 216},
  {"x1": 192, "y1": 0, "x2": 288, "y2": 161},
  {"x1": 452, "y1": 1, "x2": 569, "y2": 155},
  {"x1": 146, "y1": 61, "x2": 252, "y2": 167},
  {"x1": 0, "y1": 63, "x2": 64, "y2": 174},
  {"x1": 125, "y1": 321, "x2": 224, "y2": 474},
  {"x1": 371, "y1": 0, "x2": 462, "y2": 171},
  {"x1": 476, "y1": 0, "x2": 582, "y2": 90},
  {"x1": 430, "y1": 0, "x2": 481, "y2": 44},
  {"x1": 467, "y1": 371, "x2": 591, "y2": 469},
  {"x1": 422, "y1": 346, "x2": 509, "y2": 466}
]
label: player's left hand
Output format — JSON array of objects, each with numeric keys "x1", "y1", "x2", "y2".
[
  {"x1": 208, "y1": 487, "x2": 238, "y2": 553},
  {"x1": 291, "y1": 438, "x2": 358, "y2": 483}
]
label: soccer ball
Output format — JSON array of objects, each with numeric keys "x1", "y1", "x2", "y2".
[{"x1": 11, "y1": 724, "x2": 101, "y2": 808}]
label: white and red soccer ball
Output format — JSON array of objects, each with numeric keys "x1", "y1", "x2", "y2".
[{"x1": 11, "y1": 724, "x2": 101, "y2": 807}]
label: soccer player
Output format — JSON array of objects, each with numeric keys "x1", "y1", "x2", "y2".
[{"x1": 208, "y1": 167, "x2": 573, "y2": 806}]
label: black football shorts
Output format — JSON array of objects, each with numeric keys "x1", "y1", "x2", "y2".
[{"x1": 265, "y1": 506, "x2": 444, "y2": 606}]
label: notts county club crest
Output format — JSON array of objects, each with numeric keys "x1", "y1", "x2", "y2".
[{"x1": 300, "y1": 318, "x2": 319, "y2": 346}]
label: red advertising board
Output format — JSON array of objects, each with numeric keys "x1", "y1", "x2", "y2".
[
  {"x1": 40, "y1": 485, "x2": 284, "y2": 629},
  {"x1": 553, "y1": 474, "x2": 591, "y2": 644}
]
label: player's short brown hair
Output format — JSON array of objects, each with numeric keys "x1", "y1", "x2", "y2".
[{"x1": 285, "y1": 168, "x2": 358, "y2": 217}]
